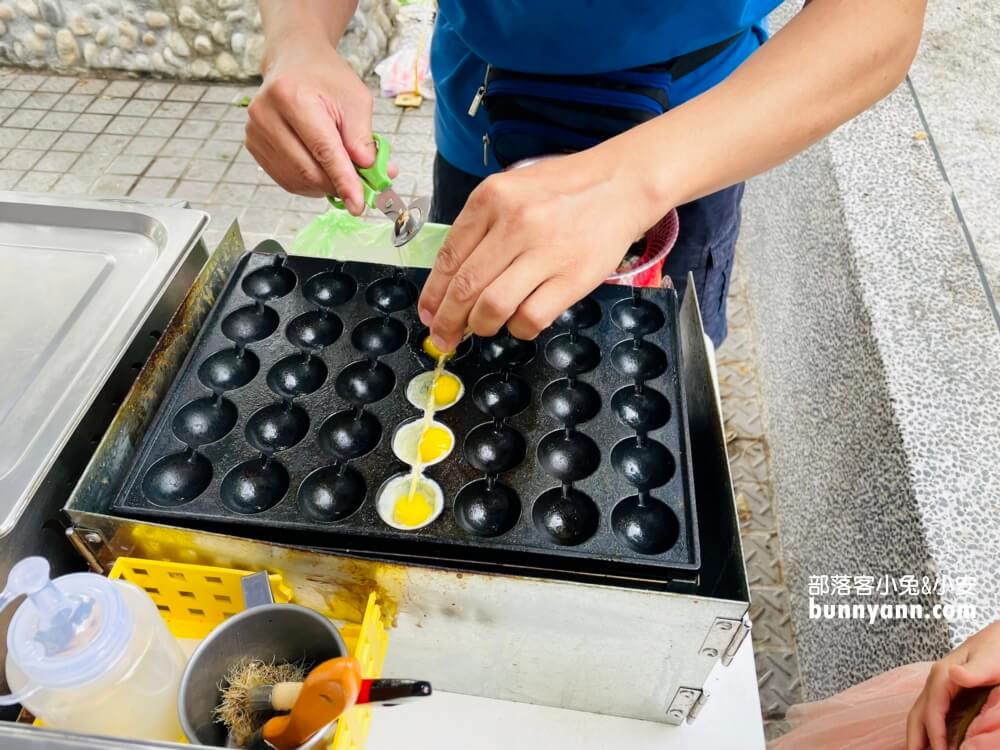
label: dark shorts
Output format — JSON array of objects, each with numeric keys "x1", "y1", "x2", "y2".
[{"x1": 428, "y1": 153, "x2": 743, "y2": 347}]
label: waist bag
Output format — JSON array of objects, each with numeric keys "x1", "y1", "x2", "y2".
[{"x1": 468, "y1": 33, "x2": 740, "y2": 168}]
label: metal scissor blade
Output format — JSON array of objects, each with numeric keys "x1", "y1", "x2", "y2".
[
  {"x1": 374, "y1": 187, "x2": 405, "y2": 220},
  {"x1": 375, "y1": 188, "x2": 429, "y2": 247},
  {"x1": 392, "y1": 196, "x2": 430, "y2": 247}
]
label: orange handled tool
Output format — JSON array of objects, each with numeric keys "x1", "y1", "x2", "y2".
[
  {"x1": 259, "y1": 657, "x2": 360, "y2": 750},
  {"x1": 251, "y1": 657, "x2": 431, "y2": 750}
]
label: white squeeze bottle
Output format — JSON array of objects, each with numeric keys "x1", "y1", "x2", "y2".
[{"x1": 0, "y1": 557, "x2": 185, "y2": 740}]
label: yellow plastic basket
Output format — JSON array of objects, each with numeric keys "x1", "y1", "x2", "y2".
[{"x1": 107, "y1": 557, "x2": 389, "y2": 750}]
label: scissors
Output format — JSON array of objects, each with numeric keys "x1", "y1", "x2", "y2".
[{"x1": 327, "y1": 133, "x2": 430, "y2": 247}]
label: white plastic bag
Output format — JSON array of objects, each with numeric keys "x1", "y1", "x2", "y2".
[
  {"x1": 375, "y1": 3, "x2": 435, "y2": 99},
  {"x1": 374, "y1": 41, "x2": 433, "y2": 99}
]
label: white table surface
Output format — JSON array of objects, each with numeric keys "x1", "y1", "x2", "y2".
[{"x1": 367, "y1": 642, "x2": 765, "y2": 750}]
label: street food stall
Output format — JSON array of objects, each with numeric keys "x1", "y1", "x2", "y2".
[{"x1": 0, "y1": 192, "x2": 760, "y2": 749}]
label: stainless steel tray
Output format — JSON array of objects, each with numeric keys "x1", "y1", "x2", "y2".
[{"x1": 0, "y1": 192, "x2": 207, "y2": 537}]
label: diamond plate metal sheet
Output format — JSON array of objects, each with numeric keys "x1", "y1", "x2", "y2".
[
  {"x1": 736, "y1": 484, "x2": 776, "y2": 531},
  {"x1": 723, "y1": 396, "x2": 766, "y2": 439},
  {"x1": 720, "y1": 261, "x2": 803, "y2": 723},
  {"x1": 750, "y1": 587, "x2": 797, "y2": 651},
  {"x1": 728, "y1": 438, "x2": 771, "y2": 486},
  {"x1": 743, "y1": 531, "x2": 783, "y2": 587},
  {"x1": 764, "y1": 720, "x2": 792, "y2": 742},
  {"x1": 756, "y1": 650, "x2": 804, "y2": 720}
]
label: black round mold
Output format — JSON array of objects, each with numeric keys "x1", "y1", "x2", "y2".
[
  {"x1": 479, "y1": 330, "x2": 537, "y2": 369},
  {"x1": 532, "y1": 487, "x2": 599, "y2": 546},
  {"x1": 285, "y1": 311, "x2": 343, "y2": 351},
  {"x1": 351, "y1": 316, "x2": 407, "y2": 357},
  {"x1": 536, "y1": 430, "x2": 600, "y2": 483},
  {"x1": 220, "y1": 458, "x2": 289, "y2": 514},
  {"x1": 413, "y1": 327, "x2": 473, "y2": 363},
  {"x1": 141, "y1": 451, "x2": 212, "y2": 507},
  {"x1": 318, "y1": 409, "x2": 382, "y2": 461},
  {"x1": 245, "y1": 403, "x2": 310, "y2": 454},
  {"x1": 611, "y1": 495, "x2": 679, "y2": 555},
  {"x1": 611, "y1": 385, "x2": 671, "y2": 432},
  {"x1": 365, "y1": 275, "x2": 418, "y2": 314},
  {"x1": 554, "y1": 297, "x2": 601, "y2": 330},
  {"x1": 610, "y1": 340, "x2": 667, "y2": 381},
  {"x1": 241, "y1": 264, "x2": 296, "y2": 301},
  {"x1": 610, "y1": 437, "x2": 674, "y2": 490},
  {"x1": 544, "y1": 334, "x2": 600, "y2": 376},
  {"x1": 303, "y1": 270, "x2": 357, "y2": 309},
  {"x1": 297, "y1": 465, "x2": 366, "y2": 523},
  {"x1": 454, "y1": 480, "x2": 520, "y2": 538},
  {"x1": 541, "y1": 379, "x2": 600, "y2": 427},
  {"x1": 267, "y1": 354, "x2": 327, "y2": 399},
  {"x1": 172, "y1": 396, "x2": 237, "y2": 446},
  {"x1": 335, "y1": 360, "x2": 395, "y2": 405},
  {"x1": 198, "y1": 348, "x2": 260, "y2": 392},
  {"x1": 464, "y1": 423, "x2": 527, "y2": 475},
  {"x1": 610, "y1": 298, "x2": 665, "y2": 336},
  {"x1": 471, "y1": 372, "x2": 531, "y2": 419},
  {"x1": 221, "y1": 304, "x2": 279, "y2": 345}
]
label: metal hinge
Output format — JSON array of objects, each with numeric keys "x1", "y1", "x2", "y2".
[
  {"x1": 698, "y1": 617, "x2": 751, "y2": 665},
  {"x1": 665, "y1": 687, "x2": 709, "y2": 724},
  {"x1": 65, "y1": 525, "x2": 112, "y2": 574}
]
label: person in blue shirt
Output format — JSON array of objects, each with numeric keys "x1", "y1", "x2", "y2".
[{"x1": 248, "y1": 1, "x2": 925, "y2": 352}]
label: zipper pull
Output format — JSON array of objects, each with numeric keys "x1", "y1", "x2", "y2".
[
  {"x1": 467, "y1": 64, "x2": 491, "y2": 117},
  {"x1": 482, "y1": 133, "x2": 490, "y2": 167},
  {"x1": 468, "y1": 86, "x2": 485, "y2": 117}
]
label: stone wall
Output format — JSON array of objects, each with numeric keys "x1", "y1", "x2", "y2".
[{"x1": 0, "y1": 0, "x2": 397, "y2": 79}]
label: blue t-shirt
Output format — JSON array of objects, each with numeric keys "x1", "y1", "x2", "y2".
[{"x1": 431, "y1": 1, "x2": 782, "y2": 176}]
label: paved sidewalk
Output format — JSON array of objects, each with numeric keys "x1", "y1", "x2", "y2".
[
  {"x1": 0, "y1": 70, "x2": 433, "y2": 252},
  {"x1": 0, "y1": 68, "x2": 798, "y2": 733}
]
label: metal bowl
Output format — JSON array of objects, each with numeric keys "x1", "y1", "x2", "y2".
[{"x1": 178, "y1": 603, "x2": 347, "y2": 747}]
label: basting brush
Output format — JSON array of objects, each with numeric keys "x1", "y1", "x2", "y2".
[{"x1": 216, "y1": 656, "x2": 431, "y2": 750}]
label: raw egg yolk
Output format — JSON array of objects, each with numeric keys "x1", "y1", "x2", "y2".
[
  {"x1": 394, "y1": 491, "x2": 434, "y2": 527},
  {"x1": 418, "y1": 426, "x2": 452, "y2": 463},
  {"x1": 432, "y1": 373, "x2": 461, "y2": 406},
  {"x1": 422, "y1": 336, "x2": 455, "y2": 361}
]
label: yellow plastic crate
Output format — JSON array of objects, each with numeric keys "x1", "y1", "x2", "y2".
[{"x1": 108, "y1": 557, "x2": 389, "y2": 750}]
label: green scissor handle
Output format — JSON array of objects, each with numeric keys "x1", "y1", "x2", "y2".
[{"x1": 327, "y1": 133, "x2": 392, "y2": 210}]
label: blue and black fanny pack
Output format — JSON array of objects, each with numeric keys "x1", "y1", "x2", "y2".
[{"x1": 468, "y1": 34, "x2": 740, "y2": 168}]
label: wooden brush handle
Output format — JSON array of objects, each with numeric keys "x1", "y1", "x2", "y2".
[{"x1": 267, "y1": 682, "x2": 303, "y2": 712}]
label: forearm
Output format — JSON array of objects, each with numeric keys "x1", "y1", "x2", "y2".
[
  {"x1": 259, "y1": 0, "x2": 358, "y2": 72},
  {"x1": 608, "y1": 0, "x2": 925, "y2": 226}
]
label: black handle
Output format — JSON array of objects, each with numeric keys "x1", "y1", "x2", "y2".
[{"x1": 359, "y1": 678, "x2": 432, "y2": 707}]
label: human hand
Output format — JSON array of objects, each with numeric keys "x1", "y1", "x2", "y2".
[
  {"x1": 907, "y1": 621, "x2": 1000, "y2": 750},
  {"x1": 245, "y1": 31, "x2": 395, "y2": 214},
  {"x1": 418, "y1": 151, "x2": 646, "y2": 352}
]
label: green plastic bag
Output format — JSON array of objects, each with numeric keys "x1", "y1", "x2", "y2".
[{"x1": 291, "y1": 207, "x2": 448, "y2": 271}]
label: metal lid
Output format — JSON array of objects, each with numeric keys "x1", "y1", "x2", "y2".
[{"x1": 0, "y1": 192, "x2": 207, "y2": 535}]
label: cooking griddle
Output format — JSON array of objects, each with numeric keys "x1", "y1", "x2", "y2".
[{"x1": 113, "y1": 246, "x2": 700, "y2": 576}]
